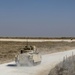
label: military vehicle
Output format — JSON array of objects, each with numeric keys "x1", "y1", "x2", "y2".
[{"x1": 15, "y1": 45, "x2": 41, "y2": 66}]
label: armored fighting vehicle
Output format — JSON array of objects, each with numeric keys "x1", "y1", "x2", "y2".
[{"x1": 15, "y1": 45, "x2": 41, "y2": 66}]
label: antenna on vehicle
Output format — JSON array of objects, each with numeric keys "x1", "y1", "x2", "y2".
[{"x1": 26, "y1": 37, "x2": 28, "y2": 46}]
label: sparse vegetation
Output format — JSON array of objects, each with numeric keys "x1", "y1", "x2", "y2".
[
  {"x1": 0, "y1": 37, "x2": 75, "y2": 39},
  {"x1": 0, "y1": 41, "x2": 75, "y2": 64},
  {"x1": 48, "y1": 54, "x2": 75, "y2": 75}
]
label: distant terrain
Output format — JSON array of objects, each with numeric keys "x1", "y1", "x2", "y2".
[{"x1": 0, "y1": 37, "x2": 75, "y2": 39}]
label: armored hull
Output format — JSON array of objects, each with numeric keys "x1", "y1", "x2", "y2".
[{"x1": 15, "y1": 46, "x2": 41, "y2": 66}]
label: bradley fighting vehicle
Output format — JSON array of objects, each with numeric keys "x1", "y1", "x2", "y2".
[{"x1": 15, "y1": 45, "x2": 41, "y2": 66}]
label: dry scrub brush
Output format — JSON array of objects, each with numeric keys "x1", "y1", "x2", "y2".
[{"x1": 49, "y1": 54, "x2": 75, "y2": 75}]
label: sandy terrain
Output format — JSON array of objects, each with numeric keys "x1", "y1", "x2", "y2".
[
  {"x1": 0, "y1": 41, "x2": 75, "y2": 63},
  {"x1": 0, "y1": 38, "x2": 75, "y2": 42},
  {"x1": 0, "y1": 49, "x2": 75, "y2": 75},
  {"x1": 0, "y1": 39, "x2": 75, "y2": 75},
  {"x1": 0, "y1": 39, "x2": 75, "y2": 64}
]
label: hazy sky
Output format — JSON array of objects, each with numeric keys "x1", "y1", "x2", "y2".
[{"x1": 0, "y1": 0, "x2": 75, "y2": 37}]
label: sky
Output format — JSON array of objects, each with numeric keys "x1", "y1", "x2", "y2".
[{"x1": 0, "y1": 0, "x2": 75, "y2": 37}]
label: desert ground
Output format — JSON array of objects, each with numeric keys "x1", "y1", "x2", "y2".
[
  {"x1": 0, "y1": 38, "x2": 75, "y2": 64},
  {"x1": 0, "y1": 49, "x2": 75, "y2": 75},
  {"x1": 0, "y1": 38, "x2": 75, "y2": 75}
]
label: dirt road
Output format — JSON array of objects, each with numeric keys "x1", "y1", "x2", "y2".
[
  {"x1": 0, "y1": 49, "x2": 75, "y2": 75},
  {"x1": 0, "y1": 38, "x2": 75, "y2": 42}
]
